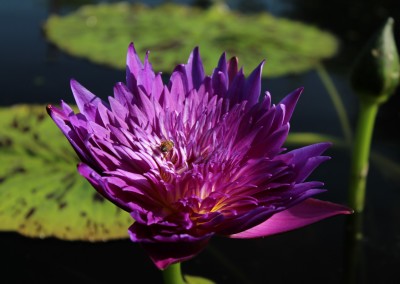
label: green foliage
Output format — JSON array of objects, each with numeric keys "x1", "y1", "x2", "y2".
[
  {"x1": 0, "y1": 105, "x2": 132, "y2": 241},
  {"x1": 43, "y1": 2, "x2": 338, "y2": 77},
  {"x1": 286, "y1": 132, "x2": 346, "y2": 148}
]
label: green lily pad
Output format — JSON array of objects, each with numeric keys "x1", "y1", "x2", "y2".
[
  {"x1": 0, "y1": 105, "x2": 132, "y2": 241},
  {"x1": 286, "y1": 132, "x2": 347, "y2": 148},
  {"x1": 43, "y1": 2, "x2": 338, "y2": 77}
]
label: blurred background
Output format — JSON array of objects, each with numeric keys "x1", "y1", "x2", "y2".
[{"x1": 1, "y1": 0, "x2": 400, "y2": 283}]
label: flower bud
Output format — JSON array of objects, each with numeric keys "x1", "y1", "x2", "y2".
[{"x1": 350, "y1": 17, "x2": 400, "y2": 104}]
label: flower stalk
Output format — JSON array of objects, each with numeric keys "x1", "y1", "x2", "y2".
[
  {"x1": 343, "y1": 211, "x2": 364, "y2": 284},
  {"x1": 162, "y1": 263, "x2": 186, "y2": 284},
  {"x1": 348, "y1": 17, "x2": 400, "y2": 213},
  {"x1": 348, "y1": 100, "x2": 379, "y2": 213}
]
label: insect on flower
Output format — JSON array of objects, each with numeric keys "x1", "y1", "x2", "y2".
[{"x1": 160, "y1": 140, "x2": 174, "y2": 155}]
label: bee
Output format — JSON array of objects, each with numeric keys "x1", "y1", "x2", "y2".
[{"x1": 160, "y1": 140, "x2": 174, "y2": 154}]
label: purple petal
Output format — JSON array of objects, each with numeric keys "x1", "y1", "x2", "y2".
[
  {"x1": 289, "y1": 142, "x2": 331, "y2": 162},
  {"x1": 129, "y1": 223, "x2": 213, "y2": 270},
  {"x1": 279, "y1": 87, "x2": 303, "y2": 124},
  {"x1": 212, "y1": 71, "x2": 228, "y2": 98},
  {"x1": 167, "y1": 67, "x2": 187, "y2": 111},
  {"x1": 211, "y1": 53, "x2": 228, "y2": 96},
  {"x1": 77, "y1": 163, "x2": 132, "y2": 212},
  {"x1": 126, "y1": 42, "x2": 143, "y2": 92},
  {"x1": 108, "y1": 96, "x2": 128, "y2": 122},
  {"x1": 114, "y1": 82, "x2": 135, "y2": 107},
  {"x1": 285, "y1": 143, "x2": 332, "y2": 182},
  {"x1": 226, "y1": 68, "x2": 245, "y2": 104},
  {"x1": 264, "y1": 124, "x2": 290, "y2": 157},
  {"x1": 137, "y1": 51, "x2": 155, "y2": 95},
  {"x1": 244, "y1": 60, "x2": 265, "y2": 108},
  {"x1": 227, "y1": 56, "x2": 239, "y2": 85},
  {"x1": 229, "y1": 198, "x2": 352, "y2": 239},
  {"x1": 70, "y1": 79, "x2": 104, "y2": 118},
  {"x1": 142, "y1": 240, "x2": 210, "y2": 270},
  {"x1": 152, "y1": 73, "x2": 164, "y2": 101},
  {"x1": 215, "y1": 52, "x2": 227, "y2": 76},
  {"x1": 46, "y1": 104, "x2": 90, "y2": 163},
  {"x1": 185, "y1": 46, "x2": 205, "y2": 91}
]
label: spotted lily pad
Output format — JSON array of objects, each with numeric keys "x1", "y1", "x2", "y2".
[
  {"x1": 0, "y1": 105, "x2": 132, "y2": 241},
  {"x1": 43, "y1": 2, "x2": 338, "y2": 77}
]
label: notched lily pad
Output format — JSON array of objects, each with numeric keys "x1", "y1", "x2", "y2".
[
  {"x1": 0, "y1": 105, "x2": 132, "y2": 241},
  {"x1": 43, "y1": 2, "x2": 338, "y2": 77}
]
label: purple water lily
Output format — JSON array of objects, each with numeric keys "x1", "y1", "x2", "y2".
[{"x1": 47, "y1": 43, "x2": 351, "y2": 269}]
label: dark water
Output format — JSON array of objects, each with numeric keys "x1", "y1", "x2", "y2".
[{"x1": 1, "y1": 0, "x2": 400, "y2": 283}]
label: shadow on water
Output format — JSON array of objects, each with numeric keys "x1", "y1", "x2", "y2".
[{"x1": 0, "y1": 0, "x2": 400, "y2": 283}]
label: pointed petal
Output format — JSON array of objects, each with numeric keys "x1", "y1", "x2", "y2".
[
  {"x1": 46, "y1": 104, "x2": 90, "y2": 162},
  {"x1": 216, "y1": 52, "x2": 227, "y2": 75},
  {"x1": 137, "y1": 51, "x2": 155, "y2": 95},
  {"x1": 264, "y1": 124, "x2": 290, "y2": 156},
  {"x1": 185, "y1": 47, "x2": 205, "y2": 91},
  {"x1": 296, "y1": 156, "x2": 331, "y2": 182},
  {"x1": 229, "y1": 198, "x2": 352, "y2": 239},
  {"x1": 212, "y1": 71, "x2": 228, "y2": 97},
  {"x1": 226, "y1": 68, "x2": 245, "y2": 105},
  {"x1": 70, "y1": 79, "x2": 104, "y2": 118},
  {"x1": 109, "y1": 96, "x2": 128, "y2": 122},
  {"x1": 77, "y1": 163, "x2": 132, "y2": 212},
  {"x1": 279, "y1": 87, "x2": 303, "y2": 124},
  {"x1": 114, "y1": 82, "x2": 135, "y2": 106},
  {"x1": 167, "y1": 67, "x2": 187, "y2": 112},
  {"x1": 286, "y1": 143, "x2": 332, "y2": 181},
  {"x1": 244, "y1": 60, "x2": 265, "y2": 108},
  {"x1": 126, "y1": 42, "x2": 143, "y2": 92},
  {"x1": 227, "y1": 56, "x2": 239, "y2": 85},
  {"x1": 211, "y1": 53, "x2": 228, "y2": 96},
  {"x1": 152, "y1": 73, "x2": 164, "y2": 101}
]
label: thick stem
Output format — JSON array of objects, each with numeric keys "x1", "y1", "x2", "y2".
[
  {"x1": 343, "y1": 212, "x2": 365, "y2": 284},
  {"x1": 348, "y1": 99, "x2": 379, "y2": 213},
  {"x1": 162, "y1": 263, "x2": 186, "y2": 284}
]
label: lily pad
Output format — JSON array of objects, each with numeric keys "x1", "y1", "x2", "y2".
[
  {"x1": 43, "y1": 2, "x2": 338, "y2": 77},
  {"x1": 0, "y1": 105, "x2": 132, "y2": 241},
  {"x1": 286, "y1": 132, "x2": 347, "y2": 148}
]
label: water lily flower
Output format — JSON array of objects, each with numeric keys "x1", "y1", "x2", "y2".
[{"x1": 47, "y1": 43, "x2": 352, "y2": 270}]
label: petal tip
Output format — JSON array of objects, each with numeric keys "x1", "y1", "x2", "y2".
[
  {"x1": 46, "y1": 104, "x2": 53, "y2": 115},
  {"x1": 70, "y1": 78, "x2": 82, "y2": 90}
]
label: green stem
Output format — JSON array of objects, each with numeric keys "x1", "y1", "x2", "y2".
[
  {"x1": 348, "y1": 99, "x2": 379, "y2": 213},
  {"x1": 162, "y1": 263, "x2": 186, "y2": 284},
  {"x1": 315, "y1": 62, "x2": 353, "y2": 146},
  {"x1": 343, "y1": 212, "x2": 365, "y2": 284}
]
